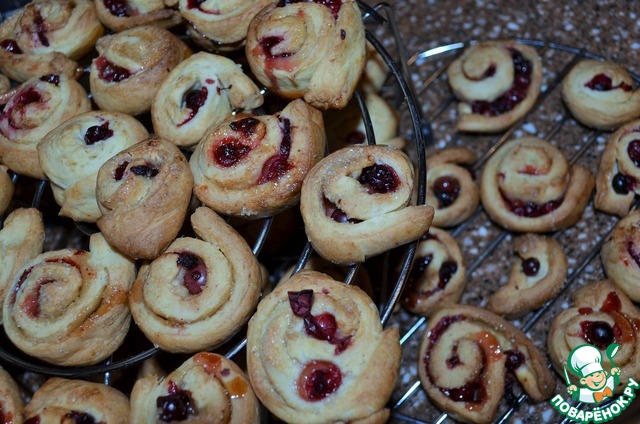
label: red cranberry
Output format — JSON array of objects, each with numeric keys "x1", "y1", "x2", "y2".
[
  {"x1": 612, "y1": 173, "x2": 634, "y2": 194},
  {"x1": 96, "y1": 56, "x2": 132, "y2": 83},
  {"x1": 440, "y1": 381, "x2": 485, "y2": 403},
  {"x1": 259, "y1": 36, "x2": 289, "y2": 58},
  {"x1": 438, "y1": 261, "x2": 458, "y2": 285},
  {"x1": 504, "y1": 349, "x2": 525, "y2": 371},
  {"x1": 288, "y1": 290, "x2": 314, "y2": 317},
  {"x1": 130, "y1": 164, "x2": 159, "y2": 178},
  {"x1": 503, "y1": 194, "x2": 561, "y2": 218},
  {"x1": 229, "y1": 117, "x2": 260, "y2": 137},
  {"x1": 580, "y1": 321, "x2": 615, "y2": 349},
  {"x1": 176, "y1": 253, "x2": 207, "y2": 295},
  {"x1": 304, "y1": 313, "x2": 337, "y2": 341},
  {"x1": 114, "y1": 161, "x2": 129, "y2": 181},
  {"x1": 340, "y1": 29, "x2": 346, "y2": 40},
  {"x1": 103, "y1": 0, "x2": 129, "y2": 17},
  {"x1": 64, "y1": 411, "x2": 97, "y2": 424},
  {"x1": 156, "y1": 382, "x2": 197, "y2": 422},
  {"x1": 409, "y1": 255, "x2": 434, "y2": 284},
  {"x1": 32, "y1": 11, "x2": 49, "y2": 47},
  {"x1": 578, "y1": 307, "x2": 594, "y2": 315},
  {"x1": 39, "y1": 74, "x2": 59, "y2": 86},
  {"x1": 627, "y1": 140, "x2": 640, "y2": 166},
  {"x1": 358, "y1": 164, "x2": 400, "y2": 194},
  {"x1": 257, "y1": 118, "x2": 292, "y2": 184},
  {"x1": 298, "y1": 361, "x2": 342, "y2": 401},
  {"x1": 521, "y1": 257, "x2": 540, "y2": 276},
  {"x1": 178, "y1": 87, "x2": 208, "y2": 127},
  {"x1": 213, "y1": 140, "x2": 251, "y2": 167},
  {"x1": 433, "y1": 176, "x2": 460, "y2": 208},
  {"x1": 1, "y1": 39, "x2": 22, "y2": 54},
  {"x1": 187, "y1": 0, "x2": 219, "y2": 12},
  {"x1": 84, "y1": 122, "x2": 113, "y2": 145}
]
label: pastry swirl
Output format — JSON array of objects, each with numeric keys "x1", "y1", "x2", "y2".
[
  {"x1": 447, "y1": 40, "x2": 542, "y2": 133},
  {"x1": 419, "y1": 305, "x2": 556, "y2": 424},
  {"x1": 246, "y1": 0, "x2": 366, "y2": 109},
  {"x1": 129, "y1": 206, "x2": 262, "y2": 353},
  {"x1": 23, "y1": 378, "x2": 130, "y2": 424},
  {"x1": 487, "y1": 234, "x2": 567, "y2": 317},
  {"x1": 601, "y1": 210, "x2": 640, "y2": 302},
  {"x1": 0, "y1": 165, "x2": 13, "y2": 216},
  {"x1": 0, "y1": 367, "x2": 23, "y2": 424},
  {"x1": 426, "y1": 147, "x2": 479, "y2": 227},
  {"x1": 548, "y1": 281, "x2": 640, "y2": 393},
  {"x1": 594, "y1": 119, "x2": 640, "y2": 216},
  {"x1": 95, "y1": 0, "x2": 182, "y2": 32},
  {"x1": 152, "y1": 51, "x2": 264, "y2": 148},
  {"x1": 480, "y1": 136, "x2": 594, "y2": 232},
  {"x1": 0, "y1": 73, "x2": 91, "y2": 179},
  {"x1": 131, "y1": 352, "x2": 261, "y2": 423},
  {"x1": 401, "y1": 227, "x2": 466, "y2": 317},
  {"x1": 191, "y1": 99, "x2": 326, "y2": 218},
  {"x1": 300, "y1": 144, "x2": 433, "y2": 264},
  {"x1": 247, "y1": 270, "x2": 401, "y2": 424},
  {"x1": 179, "y1": 0, "x2": 272, "y2": 51},
  {"x1": 96, "y1": 136, "x2": 193, "y2": 260},
  {"x1": 90, "y1": 25, "x2": 190, "y2": 116},
  {"x1": 2, "y1": 233, "x2": 136, "y2": 366},
  {"x1": 562, "y1": 59, "x2": 640, "y2": 130},
  {"x1": 38, "y1": 110, "x2": 148, "y2": 223}
]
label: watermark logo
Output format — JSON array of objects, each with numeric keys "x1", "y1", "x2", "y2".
[{"x1": 550, "y1": 343, "x2": 639, "y2": 423}]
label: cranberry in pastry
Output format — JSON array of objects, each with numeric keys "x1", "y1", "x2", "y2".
[
  {"x1": 601, "y1": 210, "x2": 640, "y2": 302},
  {"x1": 419, "y1": 305, "x2": 556, "y2": 424},
  {"x1": 246, "y1": 0, "x2": 366, "y2": 109},
  {"x1": 480, "y1": 136, "x2": 594, "y2": 232},
  {"x1": 562, "y1": 60, "x2": 640, "y2": 130},
  {"x1": 95, "y1": 0, "x2": 182, "y2": 32},
  {"x1": 447, "y1": 40, "x2": 543, "y2": 133},
  {"x1": 0, "y1": 367, "x2": 23, "y2": 424},
  {"x1": 191, "y1": 99, "x2": 326, "y2": 218},
  {"x1": 300, "y1": 144, "x2": 433, "y2": 264}
]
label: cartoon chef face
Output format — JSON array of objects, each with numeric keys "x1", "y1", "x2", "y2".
[
  {"x1": 568, "y1": 344, "x2": 607, "y2": 389},
  {"x1": 581, "y1": 369, "x2": 609, "y2": 391}
]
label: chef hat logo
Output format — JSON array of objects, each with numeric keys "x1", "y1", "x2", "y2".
[{"x1": 568, "y1": 344, "x2": 604, "y2": 378}]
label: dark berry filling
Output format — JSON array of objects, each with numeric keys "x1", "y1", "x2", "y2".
[
  {"x1": 39, "y1": 74, "x2": 59, "y2": 86},
  {"x1": 176, "y1": 252, "x2": 207, "y2": 295},
  {"x1": 501, "y1": 190, "x2": 561, "y2": 218},
  {"x1": 156, "y1": 381, "x2": 197, "y2": 422},
  {"x1": 259, "y1": 36, "x2": 289, "y2": 58},
  {"x1": 600, "y1": 291, "x2": 622, "y2": 313},
  {"x1": 63, "y1": 411, "x2": 98, "y2": 424},
  {"x1": 521, "y1": 257, "x2": 540, "y2": 276},
  {"x1": 612, "y1": 173, "x2": 635, "y2": 195},
  {"x1": 96, "y1": 56, "x2": 132, "y2": 83},
  {"x1": 277, "y1": 0, "x2": 342, "y2": 19},
  {"x1": 433, "y1": 176, "x2": 460, "y2": 208},
  {"x1": 585, "y1": 73, "x2": 633, "y2": 92},
  {"x1": 578, "y1": 307, "x2": 594, "y2": 315},
  {"x1": 439, "y1": 261, "x2": 458, "y2": 285},
  {"x1": 440, "y1": 381, "x2": 486, "y2": 404},
  {"x1": 257, "y1": 118, "x2": 292, "y2": 184},
  {"x1": 446, "y1": 344, "x2": 461, "y2": 368},
  {"x1": 403, "y1": 256, "x2": 458, "y2": 308},
  {"x1": 340, "y1": 29, "x2": 346, "y2": 40},
  {"x1": 323, "y1": 198, "x2": 361, "y2": 224},
  {"x1": 627, "y1": 240, "x2": 640, "y2": 268},
  {"x1": 627, "y1": 139, "x2": 640, "y2": 166},
  {"x1": 3, "y1": 87, "x2": 42, "y2": 130},
  {"x1": 358, "y1": 164, "x2": 400, "y2": 194},
  {"x1": 130, "y1": 164, "x2": 160, "y2": 178},
  {"x1": 114, "y1": 161, "x2": 129, "y2": 181},
  {"x1": 32, "y1": 11, "x2": 49, "y2": 47},
  {"x1": 178, "y1": 87, "x2": 208, "y2": 127},
  {"x1": 229, "y1": 117, "x2": 260, "y2": 137},
  {"x1": 470, "y1": 49, "x2": 532, "y2": 116},
  {"x1": 504, "y1": 349, "x2": 525, "y2": 371},
  {"x1": 288, "y1": 289, "x2": 314, "y2": 316},
  {"x1": 84, "y1": 122, "x2": 113, "y2": 145},
  {"x1": 103, "y1": 0, "x2": 129, "y2": 17},
  {"x1": 213, "y1": 139, "x2": 252, "y2": 167},
  {"x1": 298, "y1": 360, "x2": 342, "y2": 401},
  {"x1": 580, "y1": 321, "x2": 615, "y2": 349},
  {"x1": 1, "y1": 39, "x2": 22, "y2": 54},
  {"x1": 187, "y1": 0, "x2": 220, "y2": 13}
]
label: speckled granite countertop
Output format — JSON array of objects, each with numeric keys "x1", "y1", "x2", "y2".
[{"x1": 382, "y1": 1, "x2": 640, "y2": 423}]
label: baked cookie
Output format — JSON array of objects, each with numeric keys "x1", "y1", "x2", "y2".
[
  {"x1": 246, "y1": 0, "x2": 366, "y2": 109},
  {"x1": 300, "y1": 144, "x2": 433, "y2": 264},
  {"x1": 488, "y1": 234, "x2": 567, "y2": 317},
  {"x1": 419, "y1": 305, "x2": 556, "y2": 424},
  {"x1": 480, "y1": 136, "x2": 594, "y2": 232},
  {"x1": 0, "y1": 165, "x2": 13, "y2": 216},
  {"x1": 601, "y1": 210, "x2": 640, "y2": 302},
  {"x1": 95, "y1": 0, "x2": 182, "y2": 32},
  {"x1": 0, "y1": 367, "x2": 23, "y2": 424},
  {"x1": 447, "y1": 40, "x2": 543, "y2": 133},
  {"x1": 562, "y1": 59, "x2": 640, "y2": 130},
  {"x1": 247, "y1": 270, "x2": 400, "y2": 424},
  {"x1": 38, "y1": 110, "x2": 148, "y2": 222}
]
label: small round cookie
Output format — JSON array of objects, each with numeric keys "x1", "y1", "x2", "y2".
[
  {"x1": 0, "y1": 73, "x2": 91, "y2": 179},
  {"x1": 425, "y1": 147, "x2": 479, "y2": 227},
  {"x1": 38, "y1": 110, "x2": 148, "y2": 222},
  {"x1": 90, "y1": 25, "x2": 190, "y2": 116},
  {"x1": 2, "y1": 233, "x2": 136, "y2": 366},
  {"x1": 401, "y1": 227, "x2": 466, "y2": 317},
  {"x1": 300, "y1": 144, "x2": 434, "y2": 264},
  {"x1": 548, "y1": 281, "x2": 640, "y2": 393},
  {"x1": 562, "y1": 59, "x2": 640, "y2": 130},
  {"x1": 601, "y1": 209, "x2": 640, "y2": 302},
  {"x1": 152, "y1": 52, "x2": 263, "y2": 148},
  {"x1": 191, "y1": 99, "x2": 326, "y2": 218},
  {"x1": 447, "y1": 40, "x2": 543, "y2": 133},
  {"x1": 179, "y1": 0, "x2": 272, "y2": 51},
  {"x1": 246, "y1": 0, "x2": 366, "y2": 109},
  {"x1": 488, "y1": 234, "x2": 567, "y2": 317},
  {"x1": 247, "y1": 270, "x2": 400, "y2": 424},
  {"x1": 419, "y1": 305, "x2": 556, "y2": 424},
  {"x1": 23, "y1": 378, "x2": 129, "y2": 424},
  {"x1": 131, "y1": 352, "x2": 261, "y2": 423},
  {"x1": 95, "y1": 0, "x2": 182, "y2": 32},
  {"x1": 0, "y1": 366, "x2": 24, "y2": 424},
  {"x1": 96, "y1": 136, "x2": 194, "y2": 260},
  {"x1": 129, "y1": 206, "x2": 261, "y2": 353},
  {"x1": 0, "y1": 165, "x2": 13, "y2": 216},
  {"x1": 480, "y1": 136, "x2": 594, "y2": 232}
]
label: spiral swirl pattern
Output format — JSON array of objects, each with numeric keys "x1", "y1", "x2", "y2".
[{"x1": 601, "y1": 210, "x2": 640, "y2": 302}]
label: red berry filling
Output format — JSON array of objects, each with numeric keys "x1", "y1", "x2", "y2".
[
  {"x1": 114, "y1": 161, "x2": 129, "y2": 181},
  {"x1": 277, "y1": 0, "x2": 342, "y2": 19},
  {"x1": 600, "y1": 291, "x2": 622, "y2": 313},
  {"x1": 84, "y1": 121, "x2": 113, "y2": 145},
  {"x1": 257, "y1": 118, "x2": 292, "y2": 185},
  {"x1": 585, "y1": 73, "x2": 633, "y2": 92},
  {"x1": 433, "y1": 176, "x2": 460, "y2": 208},
  {"x1": 156, "y1": 381, "x2": 197, "y2": 422},
  {"x1": 229, "y1": 117, "x2": 260, "y2": 137},
  {"x1": 627, "y1": 139, "x2": 640, "y2": 166},
  {"x1": 322, "y1": 198, "x2": 362, "y2": 224},
  {"x1": 39, "y1": 74, "x2": 59, "y2": 86},
  {"x1": 612, "y1": 173, "x2": 635, "y2": 195},
  {"x1": 1, "y1": 39, "x2": 22, "y2": 54},
  {"x1": 521, "y1": 257, "x2": 540, "y2": 276},
  {"x1": 22, "y1": 278, "x2": 54, "y2": 318},
  {"x1": 580, "y1": 321, "x2": 615, "y2": 350},
  {"x1": 32, "y1": 11, "x2": 49, "y2": 47},
  {"x1": 103, "y1": 0, "x2": 130, "y2": 17},
  {"x1": 504, "y1": 349, "x2": 525, "y2": 371},
  {"x1": 403, "y1": 255, "x2": 458, "y2": 308},
  {"x1": 96, "y1": 56, "x2": 132, "y2": 83},
  {"x1": 440, "y1": 381, "x2": 486, "y2": 404},
  {"x1": 178, "y1": 87, "x2": 208, "y2": 127},
  {"x1": 2, "y1": 87, "x2": 42, "y2": 130},
  {"x1": 187, "y1": 0, "x2": 220, "y2": 13},
  {"x1": 259, "y1": 36, "x2": 290, "y2": 59},
  {"x1": 500, "y1": 190, "x2": 562, "y2": 218},
  {"x1": 176, "y1": 252, "x2": 207, "y2": 295},
  {"x1": 358, "y1": 164, "x2": 400, "y2": 194},
  {"x1": 298, "y1": 360, "x2": 342, "y2": 401},
  {"x1": 63, "y1": 411, "x2": 98, "y2": 424},
  {"x1": 471, "y1": 49, "x2": 532, "y2": 116},
  {"x1": 288, "y1": 289, "x2": 313, "y2": 316},
  {"x1": 214, "y1": 139, "x2": 252, "y2": 167},
  {"x1": 130, "y1": 164, "x2": 160, "y2": 178}
]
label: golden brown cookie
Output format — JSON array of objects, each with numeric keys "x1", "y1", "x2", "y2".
[
  {"x1": 0, "y1": 366, "x2": 24, "y2": 424},
  {"x1": 95, "y1": 0, "x2": 182, "y2": 32},
  {"x1": 601, "y1": 210, "x2": 640, "y2": 302}
]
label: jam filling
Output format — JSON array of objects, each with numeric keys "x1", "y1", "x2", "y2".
[
  {"x1": 39, "y1": 74, "x2": 59, "y2": 86},
  {"x1": 259, "y1": 36, "x2": 289, "y2": 59},
  {"x1": 130, "y1": 164, "x2": 160, "y2": 178},
  {"x1": 178, "y1": 87, "x2": 208, "y2": 127},
  {"x1": 277, "y1": 0, "x2": 342, "y2": 19},
  {"x1": 84, "y1": 121, "x2": 113, "y2": 145},
  {"x1": 504, "y1": 349, "x2": 525, "y2": 371},
  {"x1": 580, "y1": 321, "x2": 615, "y2": 350},
  {"x1": 156, "y1": 381, "x2": 197, "y2": 422},
  {"x1": 3, "y1": 87, "x2": 42, "y2": 130},
  {"x1": 627, "y1": 240, "x2": 640, "y2": 268},
  {"x1": 433, "y1": 176, "x2": 460, "y2": 208},
  {"x1": 297, "y1": 360, "x2": 342, "y2": 401},
  {"x1": 521, "y1": 257, "x2": 540, "y2": 276},
  {"x1": 257, "y1": 118, "x2": 292, "y2": 184},
  {"x1": 114, "y1": 161, "x2": 129, "y2": 181},
  {"x1": 187, "y1": 0, "x2": 220, "y2": 13},
  {"x1": 612, "y1": 173, "x2": 636, "y2": 195},
  {"x1": 288, "y1": 289, "x2": 352, "y2": 354},
  {"x1": 600, "y1": 291, "x2": 622, "y2": 313},
  {"x1": 500, "y1": 189, "x2": 562, "y2": 218},
  {"x1": 103, "y1": 0, "x2": 129, "y2": 17},
  {"x1": 1, "y1": 39, "x2": 22, "y2": 54},
  {"x1": 229, "y1": 117, "x2": 260, "y2": 137},
  {"x1": 22, "y1": 278, "x2": 54, "y2": 318},
  {"x1": 176, "y1": 252, "x2": 207, "y2": 295},
  {"x1": 470, "y1": 49, "x2": 532, "y2": 116},
  {"x1": 63, "y1": 411, "x2": 99, "y2": 424},
  {"x1": 32, "y1": 11, "x2": 49, "y2": 47},
  {"x1": 214, "y1": 139, "x2": 252, "y2": 167},
  {"x1": 96, "y1": 56, "x2": 132, "y2": 83},
  {"x1": 323, "y1": 198, "x2": 361, "y2": 224},
  {"x1": 358, "y1": 164, "x2": 400, "y2": 194},
  {"x1": 585, "y1": 74, "x2": 633, "y2": 92},
  {"x1": 627, "y1": 139, "x2": 640, "y2": 166}
]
